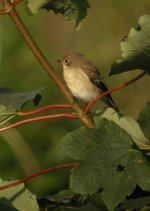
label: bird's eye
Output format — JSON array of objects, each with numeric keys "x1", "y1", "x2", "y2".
[{"x1": 64, "y1": 59, "x2": 69, "y2": 64}]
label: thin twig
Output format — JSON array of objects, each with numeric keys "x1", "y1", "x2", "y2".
[
  {"x1": 0, "y1": 162, "x2": 79, "y2": 190},
  {"x1": 3, "y1": 0, "x2": 95, "y2": 128},
  {"x1": 18, "y1": 104, "x2": 72, "y2": 116}
]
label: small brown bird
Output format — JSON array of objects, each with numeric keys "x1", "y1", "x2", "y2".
[{"x1": 58, "y1": 53, "x2": 120, "y2": 112}]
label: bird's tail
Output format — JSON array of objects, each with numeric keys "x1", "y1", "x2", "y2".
[
  {"x1": 102, "y1": 95, "x2": 121, "y2": 114},
  {"x1": 97, "y1": 80, "x2": 121, "y2": 114}
]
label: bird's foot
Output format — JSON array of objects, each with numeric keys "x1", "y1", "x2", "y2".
[{"x1": 72, "y1": 96, "x2": 77, "y2": 105}]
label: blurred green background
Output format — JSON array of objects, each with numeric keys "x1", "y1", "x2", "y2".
[{"x1": 0, "y1": 0, "x2": 150, "y2": 195}]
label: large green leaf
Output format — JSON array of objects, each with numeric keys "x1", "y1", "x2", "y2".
[
  {"x1": 60, "y1": 118, "x2": 150, "y2": 210},
  {"x1": 26, "y1": 0, "x2": 90, "y2": 29},
  {"x1": 60, "y1": 119, "x2": 132, "y2": 161},
  {"x1": 0, "y1": 87, "x2": 44, "y2": 116},
  {"x1": 102, "y1": 150, "x2": 150, "y2": 210},
  {"x1": 0, "y1": 178, "x2": 39, "y2": 211},
  {"x1": 138, "y1": 102, "x2": 150, "y2": 140},
  {"x1": 109, "y1": 15, "x2": 150, "y2": 76}
]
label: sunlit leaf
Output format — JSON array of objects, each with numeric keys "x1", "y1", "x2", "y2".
[
  {"x1": 109, "y1": 15, "x2": 150, "y2": 75},
  {"x1": 0, "y1": 178, "x2": 39, "y2": 211},
  {"x1": 100, "y1": 108, "x2": 150, "y2": 149}
]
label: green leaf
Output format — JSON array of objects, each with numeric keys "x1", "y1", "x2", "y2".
[
  {"x1": 60, "y1": 118, "x2": 150, "y2": 210},
  {"x1": 138, "y1": 102, "x2": 150, "y2": 140},
  {"x1": 0, "y1": 178, "x2": 39, "y2": 211},
  {"x1": 60, "y1": 119, "x2": 133, "y2": 161},
  {"x1": 109, "y1": 14, "x2": 150, "y2": 76},
  {"x1": 26, "y1": 0, "x2": 90, "y2": 29},
  {"x1": 100, "y1": 108, "x2": 150, "y2": 149},
  {"x1": 0, "y1": 87, "x2": 44, "y2": 116},
  {"x1": 102, "y1": 150, "x2": 150, "y2": 210},
  {"x1": 70, "y1": 159, "x2": 111, "y2": 195}
]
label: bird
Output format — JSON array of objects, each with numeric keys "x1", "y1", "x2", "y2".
[{"x1": 58, "y1": 53, "x2": 120, "y2": 112}]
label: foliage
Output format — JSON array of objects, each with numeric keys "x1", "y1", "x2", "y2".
[
  {"x1": 0, "y1": 1, "x2": 150, "y2": 211},
  {"x1": 26, "y1": 0, "x2": 90, "y2": 29},
  {"x1": 60, "y1": 115, "x2": 150, "y2": 210},
  {"x1": 101, "y1": 108, "x2": 150, "y2": 149},
  {"x1": 110, "y1": 15, "x2": 150, "y2": 75},
  {"x1": 0, "y1": 178, "x2": 39, "y2": 211}
]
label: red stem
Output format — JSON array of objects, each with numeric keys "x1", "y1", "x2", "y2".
[
  {"x1": 0, "y1": 162, "x2": 79, "y2": 190},
  {"x1": 0, "y1": 113, "x2": 77, "y2": 132},
  {"x1": 84, "y1": 71, "x2": 146, "y2": 113},
  {"x1": 0, "y1": 72, "x2": 146, "y2": 131},
  {"x1": 18, "y1": 104, "x2": 72, "y2": 116}
]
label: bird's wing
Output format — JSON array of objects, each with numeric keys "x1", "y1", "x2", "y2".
[
  {"x1": 81, "y1": 64, "x2": 120, "y2": 112},
  {"x1": 81, "y1": 63, "x2": 108, "y2": 90},
  {"x1": 81, "y1": 63, "x2": 101, "y2": 85}
]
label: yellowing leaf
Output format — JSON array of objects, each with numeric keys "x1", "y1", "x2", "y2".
[
  {"x1": 0, "y1": 178, "x2": 39, "y2": 211},
  {"x1": 100, "y1": 108, "x2": 150, "y2": 149}
]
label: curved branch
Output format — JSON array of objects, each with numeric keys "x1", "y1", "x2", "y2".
[
  {"x1": 0, "y1": 162, "x2": 79, "y2": 190},
  {"x1": 3, "y1": 0, "x2": 95, "y2": 128},
  {"x1": 18, "y1": 104, "x2": 72, "y2": 116}
]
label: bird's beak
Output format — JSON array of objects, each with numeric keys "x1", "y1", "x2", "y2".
[{"x1": 57, "y1": 59, "x2": 61, "y2": 63}]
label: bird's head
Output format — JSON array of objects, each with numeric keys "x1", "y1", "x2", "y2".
[{"x1": 58, "y1": 53, "x2": 84, "y2": 69}]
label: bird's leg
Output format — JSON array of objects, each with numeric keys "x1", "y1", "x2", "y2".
[
  {"x1": 70, "y1": 97, "x2": 78, "y2": 117},
  {"x1": 71, "y1": 97, "x2": 90, "y2": 115},
  {"x1": 72, "y1": 96, "x2": 77, "y2": 105}
]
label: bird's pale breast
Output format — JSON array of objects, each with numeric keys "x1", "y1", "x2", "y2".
[{"x1": 63, "y1": 67, "x2": 100, "y2": 102}]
